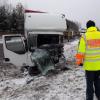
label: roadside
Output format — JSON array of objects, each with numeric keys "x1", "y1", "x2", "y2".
[
  {"x1": 0, "y1": 39, "x2": 97, "y2": 100},
  {"x1": 0, "y1": 39, "x2": 85, "y2": 100}
]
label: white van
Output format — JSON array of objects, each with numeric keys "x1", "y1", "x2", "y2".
[{"x1": 2, "y1": 13, "x2": 67, "y2": 75}]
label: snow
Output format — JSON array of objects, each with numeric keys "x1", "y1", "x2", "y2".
[
  {"x1": 71, "y1": 40, "x2": 79, "y2": 45},
  {"x1": 0, "y1": 39, "x2": 97, "y2": 100},
  {"x1": 63, "y1": 40, "x2": 79, "y2": 62},
  {"x1": 0, "y1": 68, "x2": 86, "y2": 100}
]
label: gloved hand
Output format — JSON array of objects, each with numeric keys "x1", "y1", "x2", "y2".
[{"x1": 75, "y1": 53, "x2": 84, "y2": 66}]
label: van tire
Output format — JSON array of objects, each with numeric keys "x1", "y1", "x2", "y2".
[{"x1": 28, "y1": 66, "x2": 40, "y2": 76}]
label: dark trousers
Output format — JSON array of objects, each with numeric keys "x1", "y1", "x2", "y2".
[{"x1": 85, "y1": 70, "x2": 100, "y2": 100}]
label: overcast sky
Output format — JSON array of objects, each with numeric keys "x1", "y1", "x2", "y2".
[{"x1": 8, "y1": 0, "x2": 100, "y2": 28}]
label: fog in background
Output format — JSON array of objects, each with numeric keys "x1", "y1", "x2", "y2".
[{"x1": 3, "y1": 0, "x2": 100, "y2": 28}]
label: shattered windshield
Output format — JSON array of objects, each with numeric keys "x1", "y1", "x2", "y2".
[{"x1": 31, "y1": 49, "x2": 54, "y2": 75}]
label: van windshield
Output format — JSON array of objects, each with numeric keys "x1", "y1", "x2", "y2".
[
  {"x1": 28, "y1": 34, "x2": 59, "y2": 51},
  {"x1": 37, "y1": 34, "x2": 59, "y2": 46}
]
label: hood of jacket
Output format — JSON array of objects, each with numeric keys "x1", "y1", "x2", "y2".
[{"x1": 86, "y1": 27, "x2": 97, "y2": 32}]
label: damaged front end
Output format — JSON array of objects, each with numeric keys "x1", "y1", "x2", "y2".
[
  {"x1": 28, "y1": 34, "x2": 65, "y2": 75},
  {"x1": 30, "y1": 49, "x2": 55, "y2": 75}
]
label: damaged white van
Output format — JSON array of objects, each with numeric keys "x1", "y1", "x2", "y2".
[{"x1": 2, "y1": 13, "x2": 67, "y2": 75}]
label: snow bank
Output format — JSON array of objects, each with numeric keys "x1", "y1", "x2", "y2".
[{"x1": 63, "y1": 39, "x2": 79, "y2": 64}]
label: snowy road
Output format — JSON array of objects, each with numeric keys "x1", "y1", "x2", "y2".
[
  {"x1": 0, "y1": 40, "x2": 97, "y2": 100},
  {"x1": 0, "y1": 67, "x2": 86, "y2": 100}
]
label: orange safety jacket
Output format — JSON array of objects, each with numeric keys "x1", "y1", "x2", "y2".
[{"x1": 76, "y1": 27, "x2": 100, "y2": 71}]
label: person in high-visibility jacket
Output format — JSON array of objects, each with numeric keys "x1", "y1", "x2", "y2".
[{"x1": 75, "y1": 20, "x2": 100, "y2": 100}]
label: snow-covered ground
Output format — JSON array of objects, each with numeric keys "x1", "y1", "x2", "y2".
[{"x1": 0, "y1": 39, "x2": 97, "y2": 100}]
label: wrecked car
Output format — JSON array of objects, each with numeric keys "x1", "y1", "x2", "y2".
[{"x1": 2, "y1": 12, "x2": 67, "y2": 75}]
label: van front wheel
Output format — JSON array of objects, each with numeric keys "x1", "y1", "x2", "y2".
[{"x1": 28, "y1": 66, "x2": 41, "y2": 76}]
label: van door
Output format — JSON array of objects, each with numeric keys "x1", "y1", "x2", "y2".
[{"x1": 2, "y1": 35, "x2": 28, "y2": 67}]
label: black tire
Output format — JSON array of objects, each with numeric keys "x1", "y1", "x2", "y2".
[{"x1": 28, "y1": 66, "x2": 41, "y2": 76}]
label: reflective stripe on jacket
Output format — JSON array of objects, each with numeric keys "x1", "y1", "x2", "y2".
[{"x1": 78, "y1": 27, "x2": 100, "y2": 71}]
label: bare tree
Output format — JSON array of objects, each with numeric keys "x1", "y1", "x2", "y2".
[
  {"x1": 11, "y1": 3, "x2": 24, "y2": 34},
  {"x1": 0, "y1": 6, "x2": 7, "y2": 30},
  {"x1": 66, "y1": 19, "x2": 80, "y2": 32},
  {"x1": 0, "y1": 0, "x2": 13, "y2": 31},
  {"x1": 0, "y1": 2, "x2": 24, "y2": 34},
  {"x1": 64, "y1": 19, "x2": 81, "y2": 41}
]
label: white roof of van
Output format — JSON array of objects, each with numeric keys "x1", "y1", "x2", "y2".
[{"x1": 25, "y1": 13, "x2": 67, "y2": 32}]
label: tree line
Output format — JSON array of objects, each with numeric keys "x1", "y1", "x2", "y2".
[
  {"x1": 0, "y1": 2, "x2": 80, "y2": 36},
  {"x1": 66, "y1": 19, "x2": 81, "y2": 32},
  {"x1": 0, "y1": 3, "x2": 24, "y2": 34}
]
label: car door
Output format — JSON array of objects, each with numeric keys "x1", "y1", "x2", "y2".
[{"x1": 2, "y1": 35, "x2": 28, "y2": 67}]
